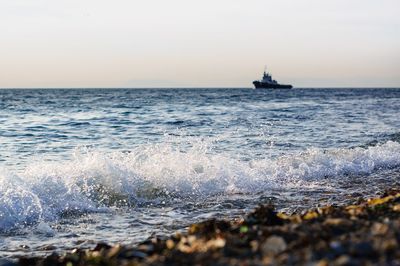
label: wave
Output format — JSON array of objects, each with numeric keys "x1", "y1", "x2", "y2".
[{"x1": 1, "y1": 140, "x2": 400, "y2": 231}]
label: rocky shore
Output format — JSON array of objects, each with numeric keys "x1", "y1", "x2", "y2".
[{"x1": 6, "y1": 189, "x2": 400, "y2": 266}]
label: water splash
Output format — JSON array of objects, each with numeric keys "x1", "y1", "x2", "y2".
[{"x1": 1, "y1": 140, "x2": 400, "y2": 231}]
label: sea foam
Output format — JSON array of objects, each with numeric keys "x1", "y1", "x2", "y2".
[{"x1": 1, "y1": 140, "x2": 400, "y2": 231}]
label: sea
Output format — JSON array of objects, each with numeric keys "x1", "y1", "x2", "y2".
[{"x1": 1, "y1": 88, "x2": 400, "y2": 257}]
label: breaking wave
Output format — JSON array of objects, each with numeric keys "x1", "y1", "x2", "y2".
[{"x1": 1, "y1": 140, "x2": 400, "y2": 231}]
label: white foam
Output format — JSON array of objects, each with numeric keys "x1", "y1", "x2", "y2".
[
  {"x1": 34, "y1": 221, "x2": 55, "y2": 237},
  {"x1": 1, "y1": 140, "x2": 400, "y2": 231}
]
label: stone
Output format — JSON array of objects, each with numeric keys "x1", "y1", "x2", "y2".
[
  {"x1": 323, "y1": 218, "x2": 352, "y2": 227},
  {"x1": 93, "y1": 242, "x2": 112, "y2": 251},
  {"x1": 246, "y1": 205, "x2": 284, "y2": 226},
  {"x1": 351, "y1": 242, "x2": 375, "y2": 258},
  {"x1": 261, "y1": 235, "x2": 287, "y2": 256}
]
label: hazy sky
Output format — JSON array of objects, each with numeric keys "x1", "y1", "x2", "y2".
[{"x1": 1, "y1": 0, "x2": 399, "y2": 88}]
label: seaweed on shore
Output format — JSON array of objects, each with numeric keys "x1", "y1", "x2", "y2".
[{"x1": 12, "y1": 188, "x2": 400, "y2": 265}]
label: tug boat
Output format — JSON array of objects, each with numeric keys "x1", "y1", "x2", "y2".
[{"x1": 253, "y1": 68, "x2": 292, "y2": 89}]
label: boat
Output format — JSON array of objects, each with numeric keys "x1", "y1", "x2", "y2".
[{"x1": 253, "y1": 68, "x2": 292, "y2": 89}]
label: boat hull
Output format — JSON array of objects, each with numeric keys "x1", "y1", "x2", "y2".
[{"x1": 253, "y1": 81, "x2": 293, "y2": 89}]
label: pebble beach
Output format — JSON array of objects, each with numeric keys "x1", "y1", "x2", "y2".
[{"x1": 8, "y1": 186, "x2": 400, "y2": 265}]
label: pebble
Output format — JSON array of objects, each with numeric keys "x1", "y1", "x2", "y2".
[{"x1": 261, "y1": 236, "x2": 287, "y2": 255}]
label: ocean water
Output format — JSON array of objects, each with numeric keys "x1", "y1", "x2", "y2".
[{"x1": 1, "y1": 88, "x2": 400, "y2": 257}]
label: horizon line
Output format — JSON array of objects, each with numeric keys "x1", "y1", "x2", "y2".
[{"x1": 1, "y1": 87, "x2": 400, "y2": 90}]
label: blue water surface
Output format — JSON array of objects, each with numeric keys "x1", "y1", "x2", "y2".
[{"x1": 1, "y1": 88, "x2": 400, "y2": 257}]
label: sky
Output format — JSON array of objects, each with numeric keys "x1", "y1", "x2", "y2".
[{"x1": 0, "y1": 0, "x2": 399, "y2": 88}]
